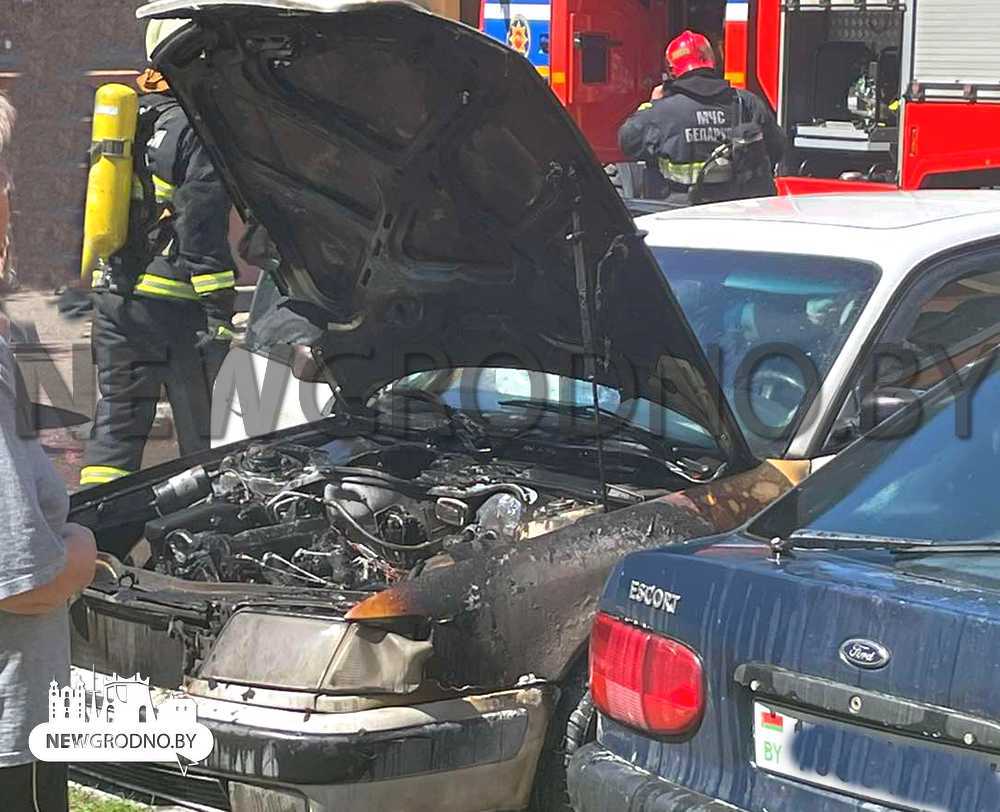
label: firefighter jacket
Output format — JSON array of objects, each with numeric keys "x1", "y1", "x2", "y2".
[
  {"x1": 93, "y1": 92, "x2": 236, "y2": 324},
  {"x1": 618, "y1": 70, "x2": 784, "y2": 203}
]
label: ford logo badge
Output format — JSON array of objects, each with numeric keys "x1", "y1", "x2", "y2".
[{"x1": 839, "y1": 638, "x2": 891, "y2": 670}]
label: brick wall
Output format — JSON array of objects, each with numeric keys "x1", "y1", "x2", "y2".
[
  {"x1": 2, "y1": 0, "x2": 145, "y2": 288},
  {"x1": 1, "y1": 0, "x2": 475, "y2": 290}
]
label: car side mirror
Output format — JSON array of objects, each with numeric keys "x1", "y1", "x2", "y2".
[
  {"x1": 827, "y1": 385, "x2": 921, "y2": 452},
  {"x1": 828, "y1": 391, "x2": 862, "y2": 451},
  {"x1": 863, "y1": 386, "x2": 920, "y2": 426}
]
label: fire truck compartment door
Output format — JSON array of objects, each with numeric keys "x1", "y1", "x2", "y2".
[
  {"x1": 912, "y1": 0, "x2": 1000, "y2": 100},
  {"x1": 554, "y1": 0, "x2": 666, "y2": 163}
]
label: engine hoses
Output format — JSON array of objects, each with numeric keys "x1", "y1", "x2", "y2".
[{"x1": 323, "y1": 484, "x2": 440, "y2": 552}]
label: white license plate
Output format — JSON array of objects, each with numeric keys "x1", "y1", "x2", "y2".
[
  {"x1": 753, "y1": 701, "x2": 904, "y2": 801},
  {"x1": 752, "y1": 702, "x2": 950, "y2": 810}
]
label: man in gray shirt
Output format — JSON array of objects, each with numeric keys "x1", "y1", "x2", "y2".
[{"x1": 0, "y1": 91, "x2": 97, "y2": 811}]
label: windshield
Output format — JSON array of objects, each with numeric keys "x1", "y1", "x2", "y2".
[
  {"x1": 651, "y1": 247, "x2": 880, "y2": 458},
  {"x1": 381, "y1": 367, "x2": 719, "y2": 451},
  {"x1": 242, "y1": 282, "x2": 722, "y2": 454},
  {"x1": 750, "y1": 353, "x2": 1000, "y2": 544}
]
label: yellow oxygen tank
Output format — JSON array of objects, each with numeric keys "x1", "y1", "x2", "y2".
[{"x1": 80, "y1": 83, "x2": 140, "y2": 284}]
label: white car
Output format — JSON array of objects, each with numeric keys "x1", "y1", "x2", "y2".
[{"x1": 218, "y1": 189, "x2": 1000, "y2": 477}]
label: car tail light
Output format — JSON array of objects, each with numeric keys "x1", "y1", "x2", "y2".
[{"x1": 590, "y1": 611, "x2": 704, "y2": 735}]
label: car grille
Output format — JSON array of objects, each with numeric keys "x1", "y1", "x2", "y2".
[{"x1": 71, "y1": 763, "x2": 230, "y2": 811}]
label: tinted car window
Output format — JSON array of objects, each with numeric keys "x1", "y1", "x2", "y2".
[
  {"x1": 892, "y1": 266, "x2": 1000, "y2": 390},
  {"x1": 906, "y1": 271, "x2": 1000, "y2": 353},
  {"x1": 751, "y1": 353, "x2": 1000, "y2": 543},
  {"x1": 651, "y1": 247, "x2": 880, "y2": 458}
]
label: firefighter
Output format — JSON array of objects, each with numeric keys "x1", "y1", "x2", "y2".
[
  {"x1": 618, "y1": 30, "x2": 784, "y2": 207},
  {"x1": 78, "y1": 18, "x2": 237, "y2": 487}
]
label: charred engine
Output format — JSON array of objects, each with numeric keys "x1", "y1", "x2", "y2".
[{"x1": 141, "y1": 443, "x2": 599, "y2": 590}]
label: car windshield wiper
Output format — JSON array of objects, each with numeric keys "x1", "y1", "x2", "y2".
[
  {"x1": 772, "y1": 529, "x2": 1000, "y2": 556},
  {"x1": 497, "y1": 398, "x2": 723, "y2": 483},
  {"x1": 372, "y1": 389, "x2": 491, "y2": 453},
  {"x1": 498, "y1": 398, "x2": 636, "y2": 432}
]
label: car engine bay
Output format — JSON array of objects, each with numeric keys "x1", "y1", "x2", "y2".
[{"x1": 140, "y1": 440, "x2": 607, "y2": 592}]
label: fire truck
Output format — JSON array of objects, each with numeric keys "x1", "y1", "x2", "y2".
[{"x1": 481, "y1": 0, "x2": 1000, "y2": 194}]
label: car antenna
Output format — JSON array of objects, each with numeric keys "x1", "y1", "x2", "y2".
[{"x1": 566, "y1": 165, "x2": 610, "y2": 512}]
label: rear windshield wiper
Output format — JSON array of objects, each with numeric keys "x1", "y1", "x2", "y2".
[{"x1": 772, "y1": 529, "x2": 1000, "y2": 555}]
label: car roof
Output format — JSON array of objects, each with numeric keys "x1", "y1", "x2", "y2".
[{"x1": 638, "y1": 190, "x2": 1000, "y2": 276}]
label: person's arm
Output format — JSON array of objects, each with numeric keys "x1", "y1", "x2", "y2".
[
  {"x1": 618, "y1": 97, "x2": 664, "y2": 162},
  {"x1": 745, "y1": 91, "x2": 785, "y2": 165},
  {"x1": 0, "y1": 523, "x2": 96, "y2": 615},
  {"x1": 172, "y1": 135, "x2": 237, "y2": 339},
  {"x1": 0, "y1": 344, "x2": 96, "y2": 615}
]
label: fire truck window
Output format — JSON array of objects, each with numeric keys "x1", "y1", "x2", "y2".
[{"x1": 578, "y1": 34, "x2": 609, "y2": 84}]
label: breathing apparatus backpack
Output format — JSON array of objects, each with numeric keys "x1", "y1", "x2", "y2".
[
  {"x1": 80, "y1": 84, "x2": 176, "y2": 289},
  {"x1": 689, "y1": 91, "x2": 770, "y2": 206}
]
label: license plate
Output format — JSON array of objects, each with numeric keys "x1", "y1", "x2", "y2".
[{"x1": 751, "y1": 702, "x2": 1000, "y2": 811}]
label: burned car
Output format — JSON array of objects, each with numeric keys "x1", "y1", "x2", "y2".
[{"x1": 68, "y1": 1, "x2": 800, "y2": 809}]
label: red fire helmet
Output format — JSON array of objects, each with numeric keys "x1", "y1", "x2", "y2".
[{"x1": 664, "y1": 30, "x2": 716, "y2": 77}]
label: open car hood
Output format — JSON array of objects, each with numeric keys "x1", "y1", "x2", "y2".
[{"x1": 138, "y1": 0, "x2": 750, "y2": 461}]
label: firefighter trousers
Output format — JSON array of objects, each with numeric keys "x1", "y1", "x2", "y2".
[{"x1": 82, "y1": 292, "x2": 228, "y2": 486}]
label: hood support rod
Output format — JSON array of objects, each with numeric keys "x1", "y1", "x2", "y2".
[
  {"x1": 310, "y1": 346, "x2": 356, "y2": 425},
  {"x1": 566, "y1": 167, "x2": 609, "y2": 513}
]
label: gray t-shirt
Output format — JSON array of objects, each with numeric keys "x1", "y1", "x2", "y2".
[{"x1": 0, "y1": 336, "x2": 70, "y2": 766}]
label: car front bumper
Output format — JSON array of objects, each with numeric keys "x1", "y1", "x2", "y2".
[
  {"x1": 568, "y1": 744, "x2": 747, "y2": 812},
  {"x1": 73, "y1": 668, "x2": 555, "y2": 812}
]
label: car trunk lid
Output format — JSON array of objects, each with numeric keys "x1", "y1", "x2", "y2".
[{"x1": 597, "y1": 540, "x2": 1000, "y2": 812}]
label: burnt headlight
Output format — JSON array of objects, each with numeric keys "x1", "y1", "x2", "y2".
[{"x1": 199, "y1": 611, "x2": 432, "y2": 694}]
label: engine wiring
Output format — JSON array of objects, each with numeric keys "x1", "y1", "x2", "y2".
[
  {"x1": 323, "y1": 485, "x2": 441, "y2": 552},
  {"x1": 147, "y1": 441, "x2": 619, "y2": 592}
]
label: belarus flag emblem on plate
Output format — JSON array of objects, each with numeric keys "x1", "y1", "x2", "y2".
[{"x1": 760, "y1": 710, "x2": 784, "y2": 732}]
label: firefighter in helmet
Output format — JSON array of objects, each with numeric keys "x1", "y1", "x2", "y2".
[
  {"x1": 77, "y1": 19, "x2": 237, "y2": 487},
  {"x1": 618, "y1": 30, "x2": 784, "y2": 207}
]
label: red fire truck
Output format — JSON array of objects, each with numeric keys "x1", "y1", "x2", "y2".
[{"x1": 482, "y1": 0, "x2": 1000, "y2": 194}]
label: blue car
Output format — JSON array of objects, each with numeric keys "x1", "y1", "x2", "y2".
[{"x1": 569, "y1": 351, "x2": 1000, "y2": 812}]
